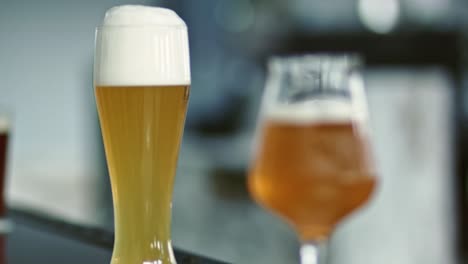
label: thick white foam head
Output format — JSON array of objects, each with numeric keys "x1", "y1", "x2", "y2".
[
  {"x1": 0, "y1": 116, "x2": 9, "y2": 133},
  {"x1": 265, "y1": 99, "x2": 358, "y2": 124},
  {"x1": 102, "y1": 5, "x2": 186, "y2": 26},
  {"x1": 94, "y1": 5, "x2": 190, "y2": 86}
]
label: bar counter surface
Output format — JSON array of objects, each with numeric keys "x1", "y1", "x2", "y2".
[{"x1": 5, "y1": 207, "x2": 227, "y2": 264}]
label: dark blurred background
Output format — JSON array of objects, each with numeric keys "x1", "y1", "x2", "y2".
[{"x1": 1, "y1": 0, "x2": 468, "y2": 263}]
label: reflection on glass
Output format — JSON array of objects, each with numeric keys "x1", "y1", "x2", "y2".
[
  {"x1": 94, "y1": 5, "x2": 190, "y2": 264},
  {"x1": 248, "y1": 55, "x2": 377, "y2": 263}
]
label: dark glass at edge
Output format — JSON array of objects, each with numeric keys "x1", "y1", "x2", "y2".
[{"x1": 0, "y1": 132, "x2": 8, "y2": 217}]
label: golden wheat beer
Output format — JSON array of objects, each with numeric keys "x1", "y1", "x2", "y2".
[
  {"x1": 249, "y1": 104, "x2": 376, "y2": 241},
  {"x1": 94, "y1": 5, "x2": 190, "y2": 264},
  {"x1": 95, "y1": 85, "x2": 189, "y2": 262}
]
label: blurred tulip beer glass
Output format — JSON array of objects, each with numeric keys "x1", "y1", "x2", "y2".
[
  {"x1": 249, "y1": 55, "x2": 377, "y2": 263},
  {"x1": 94, "y1": 6, "x2": 190, "y2": 264}
]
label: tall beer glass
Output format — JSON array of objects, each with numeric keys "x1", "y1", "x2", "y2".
[
  {"x1": 249, "y1": 55, "x2": 377, "y2": 263},
  {"x1": 94, "y1": 5, "x2": 190, "y2": 264}
]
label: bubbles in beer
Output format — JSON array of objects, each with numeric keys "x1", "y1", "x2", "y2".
[{"x1": 95, "y1": 5, "x2": 191, "y2": 86}]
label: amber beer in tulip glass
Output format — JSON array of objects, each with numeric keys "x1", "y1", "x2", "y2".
[{"x1": 249, "y1": 55, "x2": 377, "y2": 264}]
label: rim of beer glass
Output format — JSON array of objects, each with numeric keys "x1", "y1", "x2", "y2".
[{"x1": 268, "y1": 53, "x2": 363, "y2": 73}]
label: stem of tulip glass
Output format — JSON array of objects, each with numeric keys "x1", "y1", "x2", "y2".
[{"x1": 300, "y1": 241, "x2": 326, "y2": 264}]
